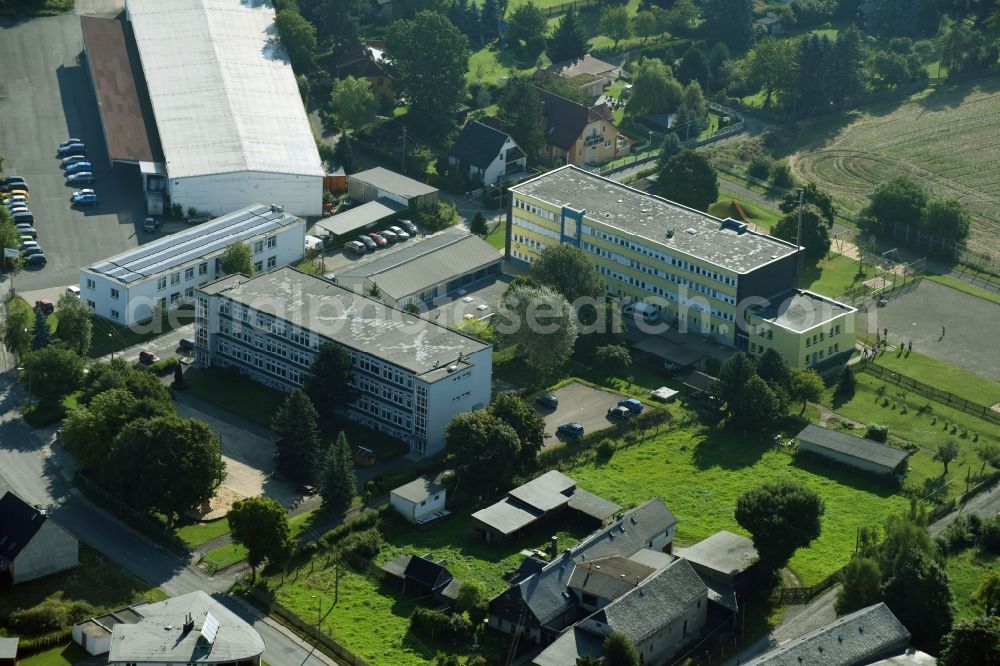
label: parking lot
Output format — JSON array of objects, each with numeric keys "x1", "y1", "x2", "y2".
[
  {"x1": 1, "y1": 13, "x2": 147, "y2": 291},
  {"x1": 535, "y1": 381, "x2": 629, "y2": 447}
]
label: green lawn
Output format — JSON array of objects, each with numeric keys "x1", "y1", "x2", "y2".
[
  {"x1": 176, "y1": 517, "x2": 231, "y2": 548},
  {"x1": 926, "y1": 274, "x2": 1000, "y2": 308},
  {"x1": 0, "y1": 546, "x2": 166, "y2": 640},
  {"x1": 563, "y1": 426, "x2": 910, "y2": 586},
  {"x1": 865, "y1": 348, "x2": 1000, "y2": 407},
  {"x1": 17, "y1": 644, "x2": 89, "y2": 666},
  {"x1": 946, "y1": 548, "x2": 999, "y2": 621},
  {"x1": 484, "y1": 223, "x2": 505, "y2": 250},
  {"x1": 709, "y1": 190, "x2": 782, "y2": 230},
  {"x1": 799, "y1": 254, "x2": 868, "y2": 297},
  {"x1": 203, "y1": 543, "x2": 248, "y2": 572}
]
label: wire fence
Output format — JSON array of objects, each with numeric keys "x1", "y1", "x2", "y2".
[
  {"x1": 857, "y1": 361, "x2": 1000, "y2": 425},
  {"x1": 538, "y1": 0, "x2": 601, "y2": 16}
]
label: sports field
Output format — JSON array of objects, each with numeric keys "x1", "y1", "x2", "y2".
[{"x1": 790, "y1": 76, "x2": 1000, "y2": 247}]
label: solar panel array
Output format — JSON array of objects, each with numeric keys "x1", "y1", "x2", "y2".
[
  {"x1": 88, "y1": 205, "x2": 298, "y2": 285},
  {"x1": 200, "y1": 611, "x2": 219, "y2": 645}
]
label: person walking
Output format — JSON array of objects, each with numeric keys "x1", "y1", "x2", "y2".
[
  {"x1": 908, "y1": 340, "x2": 912, "y2": 352},
  {"x1": 941, "y1": 324, "x2": 946, "y2": 338}
]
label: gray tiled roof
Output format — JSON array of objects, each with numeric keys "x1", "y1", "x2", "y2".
[
  {"x1": 516, "y1": 498, "x2": 677, "y2": 624},
  {"x1": 448, "y1": 121, "x2": 512, "y2": 170},
  {"x1": 391, "y1": 475, "x2": 445, "y2": 503},
  {"x1": 567, "y1": 488, "x2": 621, "y2": 521},
  {"x1": 349, "y1": 167, "x2": 438, "y2": 198},
  {"x1": 568, "y1": 556, "x2": 655, "y2": 601},
  {"x1": 868, "y1": 650, "x2": 938, "y2": 666},
  {"x1": 508, "y1": 470, "x2": 576, "y2": 512},
  {"x1": 511, "y1": 166, "x2": 799, "y2": 273},
  {"x1": 796, "y1": 424, "x2": 910, "y2": 471},
  {"x1": 675, "y1": 530, "x2": 758, "y2": 577},
  {"x1": 472, "y1": 498, "x2": 543, "y2": 536},
  {"x1": 590, "y1": 558, "x2": 707, "y2": 643},
  {"x1": 313, "y1": 198, "x2": 404, "y2": 237},
  {"x1": 532, "y1": 626, "x2": 603, "y2": 666},
  {"x1": 743, "y1": 603, "x2": 911, "y2": 666}
]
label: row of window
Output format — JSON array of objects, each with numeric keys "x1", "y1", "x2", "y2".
[
  {"x1": 805, "y1": 343, "x2": 840, "y2": 365},
  {"x1": 217, "y1": 340, "x2": 303, "y2": 384},
  {"x1": 218, "y1": 300, "x2": 321, "y2": 351},
  {"x1": 510, "y1": 248, "x2": 535, "y2": 263},
  {"x1": 512, "y1": 198, "x2": 556, "y2": 221},
  {"x1": 596, "y1": 265, "x2": 736, "y2": 323},
  {"x1": 584, "y1": 225, "x2": 738, "y2": 287},
  {"x1": 357, "y1": 356, "x2": 414, "y2": 389},
  {"x1": 356, "y1": 396, "x2": 413, "y2": 430},
  {"x1": 511, "y1": 215, "x2": 560, "y2": 241},
  {"x1": 157, "y1": 262, "x2": 211, "y2": 291},
  {"x1": 805, "y1": 325, "x2": 842, "y2": 347},
  {"x1": 253, "y1": 236, "x2": 278, "y2": 254}
]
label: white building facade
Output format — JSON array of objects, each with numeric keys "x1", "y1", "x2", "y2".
[
  {"x1": 80, "y1": 205, "x2": 305, "y2": 326},
  {"x1": 195, "y1": 268, "x2": 492, "y2": 457}
]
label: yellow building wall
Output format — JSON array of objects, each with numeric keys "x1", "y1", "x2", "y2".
[{"x1": 748, "y1": 311, "x2": 856, "y2": 369}]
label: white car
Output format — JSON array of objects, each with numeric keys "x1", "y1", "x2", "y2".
[
  {"x1": 61, "y1": 155, "x2": 87, "y2": 166},
  {"x1": 66, "y1": 285, "x2": 81, "y2": 298},
  {"x1": 388, "y1": 225, "x2": 410, "y2": 240}
]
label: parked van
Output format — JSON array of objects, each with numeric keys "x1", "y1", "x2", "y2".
[{"x1": 623, "y1": 301, "x2": 660, "y2": 324}]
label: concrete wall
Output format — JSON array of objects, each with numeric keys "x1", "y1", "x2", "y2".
[
  {"x1": 422, "y1": 346, "x2": 492, "y2": 456},
  {"x1": 12, "y1": 520, "x2": 78, "y2": 585},
  {"x1": 748, "y1": 305, "x2": 855, "y2": 369},
  {"x1": 82, "y1": 220, "x2": 305, "y2": 326},
  {"x1": 169, "y1": 171, "x2": 322, "y2": 218},
  {"x1": 390, "y1": 490, "x2": 446, "y2": 524},
  {"x1": 799, "y1": 440, "x2": 895, "y2": 476}
]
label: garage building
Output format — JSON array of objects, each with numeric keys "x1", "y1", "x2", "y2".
[
  {"x1": 83, "y1": 0, "x2": 324, "y2": 218},
  {"x1": 795, "y1": 424, "x2": 910, "y2": 478},
  {"x1": 348, "y1": 167, "x2": 439, "y2": 211}
]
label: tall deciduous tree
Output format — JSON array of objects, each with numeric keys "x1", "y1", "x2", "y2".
[
  {"x1": 546, "y1": 8, "x2": 588, "y2": 63},
  {"x1": 974, "y1": 570, "x2": 1000, "y2": 616},
  {"x1": 219, "y1": 242, "x2": 256, "y2": 276},
  {"x1": 531, "y1": 244, "x2": 605, "y2": 303},
  {"x1": 701, "y1": 0, "x2": 753, "y2": 52},
  {"x1": 735, "y1": 481, "x2": 825, "y2": 575},
  {"x1": 921, "y1": 198, "x2": 970, "y2": 242},
  {"x1": 771, "y1": 205, "x2": 832, "y2": 268},
  {"x1": 78, "y1": 357, "x2": 172, "y2": 407},
  {"x1": 633, "y1": 10, "x2": 660, "y2": 45},
  {"x1": 228, "y1": 496, "x2": 293, "y2": 578},
  {"x1": 272, "y1": 389, "x2": 322, "y2": 485},
  {"x1": 23, "y1": 345, "x2": 84, "y2": 404},
  {"x1": 835, "y1": 556, "x2": 882, "y2": 615},
  {"x1": 743, "y1": 37, "x2": 798, "y2": 108},
  {"x1": 935, "y1": 439, "x2": 960, "y2": 475},
  {"x1": 728, "y1": 374, "x2": 784, "y2": 433},
  {"x1": 303, "y1": 342, "x2": 357, "y2": 429},
  {"x1": 755, "y1": 347, "x2": 791, "y2": 393},
  {"x1": 446, "y1": 410, "x2": 522, "y2": 499},
  {"x1": 488, "y1": 393, "x2": 546, "y2": 471},
  {"x1": 626, "y1": 58, "x2": 683, "y2": 117},
  {"x1": 494, "y1": 283, "x2": 577, "y2": 375},
  {"x1": 676, "y1": 45, "x2": 710, "y2": 89},
  {"x1": 497, "y1": 75, "x2": 545, "y2": 157},
  {"x1": 658, "y1": 150, "x2": 718, "y2": 211},
  {"x1": 861, "y1": 177, "x2": 927, "y2": 237},
  {"x1": 939, "y1": 617, "x2": 1000, "y2": 666},
  {"x1": 2, "y1": 303, "x2": 31, "y2": 359},
  {"x1": 712, "y1": 352, "x2": 756, "y2": 408},
  {"x1": 599, "y1": 6, "x2": 631, "y2": 50},
  {"x1": 275, "y1": 9, "x2": 317, "y2": 73},
  {"x1": 330, "y1": 76, "x2": 378, "y2": 134},
  {"x1": 779, "y1": 183, "x2": 836, "y2": 227},
  {"x1": 789, "y1": 368, "x2": 824, "y2": 414},
  {"x1": 603, "y1": 632, "x2": 640, "y2": 666},
  {"x1": 387, "y1": 11, "x2": 469, "y2": 136},
  {"x1": 319, "y1": 431, "x2": 357, "y2": 514},
  {"x1": 506, "y1": 1, "x2": 548, "y2": 57},
  {"x1": 54, "y1": 293, "x2": 93, "y2": 355},
  {"x1": 882, "y1": 547, "x2": 954, "y2": 651}
]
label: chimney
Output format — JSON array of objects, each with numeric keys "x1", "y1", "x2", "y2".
[
  {"x1": 549, "y1": 535, "x2": 559, "y2": 559},
  {"x1": 182, "y1": 612, "x2": 195, "y2": 634}
]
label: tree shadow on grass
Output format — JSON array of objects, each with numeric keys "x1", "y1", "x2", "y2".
[
  {"x1": 690, "y1": 427, "x2": 771, "y2": 471},
  {"x1": 918, "y1": 74, "x2": 1000, "y2": 112},
  {"x1": 790, "y1": 454, "x2": 901, "y2": 498}
]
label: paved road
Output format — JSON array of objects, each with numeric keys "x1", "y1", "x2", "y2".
[
  {"x1": 0, "y1": 374, "x2": 338, "y2": 666},
  {"x1": 930, "y1": 480, "x2": 1000, "y2": 536}
]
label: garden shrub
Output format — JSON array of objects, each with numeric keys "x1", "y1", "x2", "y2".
[
  {"x1": 865, "y1": 424, "x2": 889, "y2": 442},
  {"x1": 936, "y1": 514, "x2": 982, "y2": 554},
  {"x1": 597, "y1": 439, "x2": 616, "y2": 459},
  {"x1": 747, "y1": 154, "x2": 772, "y2": 180},
  {"x1": 979, "y1": 517, "x2": 1000, "y2": 553},
  {"x1": 8, "y1": 599, "x2": 94, "y2": 635},
  {"x1": 410, "y1": 608, "x2": 454, "y2": 640}
]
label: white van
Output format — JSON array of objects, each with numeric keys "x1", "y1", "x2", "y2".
[{"x1": 623, "y1": 301, "x2": 660, "y2": 324}]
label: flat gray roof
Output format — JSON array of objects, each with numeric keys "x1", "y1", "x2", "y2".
[
  {"x1": 86, "y1": 204, "x2": 301, "y2": 285},
  {"x1": 796, "y1": 424, "x2": 910, "y2": 471},
  {"x1": 0, "y1": 637, "x2": 17, "y2": 659},
  {"x1": 349, "y1": 167, "x2": 438, "y2": 198},
  {"x1": 511, "y1": 166, "x2": 799, "y2": 273},
  {"x1": 199, "y1": 267, "x2": 490, "y2": 380},
  {"x1": 472, "y1": 498, "x2": 541, "y2": 535},
  {"x1": 108, "y1": 591, "x2": 264, "y2": 663},
  {"x1": 391, "y1": 475, "x2": 446, "y2": 503},
  {"x1": 313, "y1": 198, "x2": 404, "y2": 237},
  {"x1": 753, "y1": 289, "x2": 856, "y2": 332},
  {"x1": 567, "y1": 488, "x2": 621, "y2": 521},
  {"x1": 675, "y1": 530, "x2": 758, "y2": 576},
  {"x1": 339, "y1": 233, "x2": 501, "y2": 301},
  {"x1": 508, "y1": 470, "x2": 576, "y2": 512}
]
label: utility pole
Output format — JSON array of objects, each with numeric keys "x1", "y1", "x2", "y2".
[
  {"x1": 795, "y1": 187, "x2": 804, "y2": 283},
  {"x1": 401, "y1": 127, "x2": 407, "y2": 173}
]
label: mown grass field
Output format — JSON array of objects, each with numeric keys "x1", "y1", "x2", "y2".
[
  {"x1": 789, "y1": 76, "x2": 1000, "y2": 246},
  {"x1": 946, "y1": 548, "x2": 999, "y2": 622},
  {"x1": 864, "y1": 347, "x2": 1000, "y2": 406},
  {"x1": 17, "y1": 643, "x2": 88, "y2": 666},
  {"x1": 800, "y1": 253, "x2": 868, "y2": 297},
  {"x1": 708, "y1": 191, "x2": 782, "y2": 230}
]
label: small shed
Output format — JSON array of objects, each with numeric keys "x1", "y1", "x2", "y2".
[
  {"x1": 390, "y1": 475, "x2": 448, "y2": 524},
  {"x1": 676, "y1": 530, "x2": 759, "y2": 588},
  {"x1": 381, "y1": 554, "x2": 461, "y2": 602},
  {"x1": 354, "y1": 446, "x2": 376, "y2": 467},
  {"x1": 0, "y1": 491, "x2": 79, "y2": 585},
  {"x1": 0, "y1": 637, "x2": 17, "y2": 666},
  {"x1": 348, "y1": 167, "x2": 439, "y2": 211},
  {"x1": 795, "y1": 424, "x2": 910, "y2": 478},
  {"x1": 313, "y1": 198, "x2": 405, "y2": 241}
]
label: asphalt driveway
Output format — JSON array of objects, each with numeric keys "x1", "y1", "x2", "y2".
[{"x1": 535, "y1": 381, "x2": 628, "y2": 447}]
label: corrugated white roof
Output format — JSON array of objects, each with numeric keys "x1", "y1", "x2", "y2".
[{"x1": 127, "y1": 0, "x2": 323, "y2": 180}]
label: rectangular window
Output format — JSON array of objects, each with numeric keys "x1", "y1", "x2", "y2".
[
  {"x1": 110, "y1": 288, "x2": 120, "y2": 299},
  {"x1": 267, "y1": 236, "x2": 277, "y2": 249},
  {"x1": 170, "y1": 272, "x2": 180, "y2": 285},
  {"x1": 157, "y1": 276, "x2": 167, "y2": 290},
  {"x1": 199, "y1": 262, "x2": 208, "y2": 275},
  {"x1": 253, "y1": 240, "x2": 264, "y2": 254},
  {"x1": 267, "y1": 255, "x2": 277, "y2": 269},
  {"x1": 110, "y1": 309, "x2": 120, "y2": 319},
  {"x1": 87, "y1": 300, "x2": 96, "y2": 309},
  {"x1": 185, "y1": 287, "x2": 194, "y2": 299},
  {"x1": 254, "y1": 261, "x2": 263, "y2": 273},
  {"x1": 86, "y1": 278, "x2": 95, "y2": 290},
  {"x1": 170, "y1": 292, "x2": 180, "y2": 304},
  {"x1": 185, "y1": 267, "x2": 194, "y2": 280}
]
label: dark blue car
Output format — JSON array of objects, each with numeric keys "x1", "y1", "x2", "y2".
[{"x1": 618, "y1": 398, "x2": 644, "y2": 414}]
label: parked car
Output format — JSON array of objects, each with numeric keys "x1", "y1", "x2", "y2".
[
  {"x1": 3, "y1": 182, "x2": 28, "y2": 194},
  {"x1": 22, "y1": 247, "x2": 45, "y2": 258},
  {"x1": 4, "y1": 196, "x2": 29, "y2": 208},
  {"x1": 24, "y1": 253, "x2": 46, "y2": 267},
  {"x1": 398, "y1": 219, "x2": 417, "y2": 234},
  {"x1": 57, "y1": 142, "x2": 86, "y2": 157},
  {"x1": 143, "y1": 217, "x2": 160, "y2": 233},
  {"x1": 15, "y1": 225, "x2": 36, "y2": 238},
  {"x1": 9, "y1": 205, "x2": 31, "y2": 215},
  {"x1": 6, "y1": 189, "x2": 29, "y2": 200},
  {"x1": 607, "y1": 405, "x2": 632, "y2": 420},
  {"x1": 66, "y1": 285, "x2": 81, "y2": 298},
  {"x1": 535, "y1": 392, "x2": 559, "y2": 409},
  {"x1": 20, "y1": 239, "x2": 40, "y2": 251},
  {"x1": 355, "y1": 235, "x2": 377, "y2": 251},
  {"x1": 380, "y1": 229, "x2": 398, "y2": 243},
  {"x1": 388, "y1": 225, "x2": 409, "y2": 240},
  {"x1": 138, "y1": 349, "x2": 159, "y2": 365},
  {"x1": 343, "y1": 240, "x2": 366, "y2": 254},
  {"x1": 66, "y1": 172, "x2": 95, "y2": 184},
  {"x1": 64, "y1": 161, "x2": 92, "y2": 174},
  {"x1": 557, "y1": 422, "x2": 585, "y2": 438},
  {"x1": 71, "y1": 191, "x2": 98, "y2": 206},
  {"x1": 34, "y1": 300, "x2": 54, "y2": 315},
  {"x1": 58, "y1": 138, "x2": 82, "y2": 149},
  {"x1": 178, "y1": 337, "x2": 196, "y2": 352},
  {"x1": 618, "y1": 398, "x2": 644, "y2": 414},
  {"x1": 1, "y1": 176, "x2": 27, "y2": 188},
  {"x1": 61, "y1": 155, "x2": 87, "y2": 167},
  {"x1": 11, "y1": 212, "x2": 34, "y2": 224},
  {"x1": 367, "y1": 232, "x2": 387, "y2": 247}
]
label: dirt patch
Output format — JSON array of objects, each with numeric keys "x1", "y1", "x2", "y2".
[{"x1": 187, "y1": 486, "x2": 245, "y2": 521}]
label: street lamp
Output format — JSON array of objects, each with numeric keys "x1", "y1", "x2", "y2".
[{"x1": 109, "y1": 332, "x2": 114, "y2": 361}]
